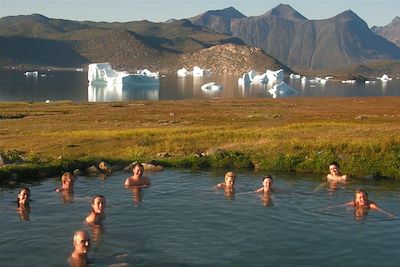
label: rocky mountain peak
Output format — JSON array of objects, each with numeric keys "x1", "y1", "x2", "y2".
[{"x1": 261, "y1": 4, "x2": 307, "y2": 21}]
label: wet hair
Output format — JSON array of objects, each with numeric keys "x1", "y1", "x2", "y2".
[
  {"x1": 91, "y1": 195, "x2": 105, "y2": 204},
  {"x1": 132, "y1": 162, "x2": 144, "y2": 170},
  {"x1": 224, "y1": 172, "x2": 236, "y2": 182},
  {"x1": 263, "y1": 175, "x2": 273, "y2": 182},
  {"x1": 329, "y1": 161, "x2": 340, "y2": 168},
  {"x1": 355, "y1": 188, "x2": 368, "y2": 197}
]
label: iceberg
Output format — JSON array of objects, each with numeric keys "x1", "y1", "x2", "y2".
[
  {"x1": 177, "y1": 66, "x2": 210, "y2": 77},
  {"x1": 266, "y1": 69, "x2": 284, "y2": 83},
  {"x1": 268, "y1": 81, "x2": 297, "y2": 98},
  {"x1": 88, "y1": 63, "x2": 159, "y2": 86},
  {"x1": 378, "y1": 74, "x2": 392, "y2": 81},
  {"x1": 290, "y1": 74, "x2": 301, "y2": 79},
  {"x1": 24, "y1": 71, "x2": 38, "y2": 77},
  {"x1": 200, "y1": 82, "x2": 223, "y2": 92},
  {"x1": 177, "y1": 68, "x2": 190, "y2": 77}
]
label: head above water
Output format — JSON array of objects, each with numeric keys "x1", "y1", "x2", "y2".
[
  {"x1": 73, "y1": 230, "x2": 91, "y2": 256},
  {"x1": 132, "y1": 162, "x2": 144, "y2": 175},
  {"x1": 354, "y1": 189, "x2": 369, "y2": 206},
  {"x1": 224, "y1": 172, "x2": 236, "y2": 186},
  {"x1": 61, "y1": 172, "x2": 75, "y2": 189},
  {"x1": 17, "y1": 187, "x2": 31, "y2": 206},
  {"x1": 91, "y1": 195, "x2": 106, "y2": 214}
]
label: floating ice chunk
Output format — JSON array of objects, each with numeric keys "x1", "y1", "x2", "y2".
[
  {"x1": 266, "y1": 69, "x2": 284, "y2": 83},
  {"x1": 290, "y1": 74, "x2": 301, "y2": 79},
  {"x1": 268, "y1": 81, "x2": 297, "y2": 98},
  {"x1": 177, "y1": 68, "x2": 190, "y2": 77},
  {"x1": 301, "y1": 76, "x2": 307, "y2": 83},
  {"x1": 378, "y1": 74, "x2": 392, "y2": 81},
  {"x1": 88, "y1": 63, "x2": 159, "y2": 85},
  {"x1": 24, "y1": 71, "x2": 38, "y2": 77},
  {"x1": 341, "y1": 80, "x2": 356, "y2": 83},
  {"x1": 365, "y1": 80, "x2": 377, "y2": 84},
  {"x1": 201, "y1": 82, "x2": 223, "y2": 92},
  {"x1": 252, "y1": 73, "x2": 269, "y2": 83},
  {"x1": 192, "y1": 66, "x2": 205, "y2": 77}
]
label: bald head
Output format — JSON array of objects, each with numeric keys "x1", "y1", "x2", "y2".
[{"x1": 72, "y1": 230, "x2": 91, "y2": 255}]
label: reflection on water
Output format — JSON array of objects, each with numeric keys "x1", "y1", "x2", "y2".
[
  {"x1": 1, "y1": 69, "x2": 400, "y2": 102},
  {"x1": 88, "y1": 82, "x2": 159, "y2": 102}
]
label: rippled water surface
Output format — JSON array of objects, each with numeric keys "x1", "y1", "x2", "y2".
[{"x1": 1, "y1": 169, "x2": 400, "y2": 267}]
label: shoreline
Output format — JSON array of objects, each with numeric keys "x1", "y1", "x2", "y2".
[{"x1": 1, "y1": 97, "x2": 400, "y2": 183}]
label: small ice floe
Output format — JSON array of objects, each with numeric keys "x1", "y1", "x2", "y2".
[
  {"x1": 40, "y1": 74, "x2": 47, "y2": 77},
  {"x1": 290, "y1": 74, "x2": 301, "y2": 79},
  {"x1": 177, "y1": 67, "x2": 190, "y2": 77},
  {"x1": 268, "y1": 81, "x2": 297, "y2": 98},
  {"x1": 76, "y1": 68, "x2": 84, "y2": 72},
  {"x1": 192, "y1": 66, "x2": 210, "y2": 77},
  {"x1": 45, "y1": 100, "x2": 50, "y2": 103},
  {"x1": 24, "y1": 71, "x2": 38, "y2": 77},
  {"x1": 365, "y1": 80, "x2": 377, "y2": 84},
  {"x1": 378, "y1": 74, "x2": 392, "y2": 81},
  {"x1": 341, "y1": 80, "x2": 356, "y2": 84},
  {"x1": 200, "y1": 82, "x2": 223, "y2": 92},
  {"x1": 301, "y1": 76, "x2": 307, "y2": 83}
]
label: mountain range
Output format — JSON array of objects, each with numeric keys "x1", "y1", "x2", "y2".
[
  {"x1": 371, "y1": 16, "x2": 400, "y2": 48},
  {"x1": 0, "y1": 5, "x2": 399, "y2": 75},
  {"x1": 189, "y1": 4, "x2": 400, "y2": 70}
]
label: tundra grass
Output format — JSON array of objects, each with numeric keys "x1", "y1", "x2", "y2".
[{"x1": 0, "y1": 97, "x2": 399, "y2": 181}]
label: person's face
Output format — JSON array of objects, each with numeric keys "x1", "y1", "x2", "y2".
[
  {"x1": 18, "y1": 189, "x2": 30, "y2": 204},
  {"x1": 263, "y1": 178, "x2": 273, "y2": 190},
  {"x1": 355, "y1": 192, "x2": 368, "y2": 206},
  {"x1": 225, "y1": 175, "x2": 235, "y2": 188},
  {"x1": 133, "y1": 166, "x2": 143, "y2": 177},
  {"x1": 74, "y1": 232, "x2": 91, "y2": 255},
  {"x1": 63, "y1": 179, "x2": 74, "y2": 189},
  {"x1": 329, "y1": 165, "x2": 339, "y2": 175},
  {"x1": 92, "y1": 197, "x2": 106, "y2": 214}
]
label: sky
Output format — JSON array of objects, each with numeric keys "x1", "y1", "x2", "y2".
[{"x1": 0, "y1": 0, "x2": 399, "y2": 27}]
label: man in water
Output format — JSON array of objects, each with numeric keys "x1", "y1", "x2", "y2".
[
  {"x1": 55, "y1": 172, "x2": 75, "y2": 192},
  {"x1": 124, "y1": 163, "x2": 151, "y2": 187},
  {"x1": 69, "y1": 230, "x2": 91, "y2": 267},
  {"x1": 326, "y1": 161, "x2": 348, "y2": 182}
]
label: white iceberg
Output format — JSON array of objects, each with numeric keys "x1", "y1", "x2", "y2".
[
  {"x1": 266, "y1": 69, "x2": 284, "y2": 83},
  {"x1": 378, "y1": 74, "x2": 392, "y2": 81},
  {"x1": 177, "y1": 68, "x2": 190, "y2": 77},
  {"x1": 341, "y1": 80, "x2": 356, "y2": 84},
  {"x1": 290, "y1": 74, "x2": 301, "y2": 79},
  {"x1": 24, "y1": 71, "x2": 38, "y2": 77},
  {"x1": 88, "y1": 63, "x2": 159, "y2": 86},
  {"x1": 200, "y1": 82, "x2": 223, "y2": 92},
  {"x1": 268, "y1": 81, "x2": 297, "y2": 98}
]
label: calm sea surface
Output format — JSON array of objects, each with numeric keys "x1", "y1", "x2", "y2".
[
  {"x1": 0, "y1": 69, "x2": 399, "y2": 102},
  {"x1": 1, "y1": 169, "x2": 400, "y2": 267}
]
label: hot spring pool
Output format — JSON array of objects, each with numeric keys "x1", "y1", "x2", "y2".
[{"x1": 1, "y1": 169, "x2": 399, "y2": 267}]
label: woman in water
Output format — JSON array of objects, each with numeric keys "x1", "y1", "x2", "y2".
[{"x1": 85, "y1": 195, "x2": 106, "y2": 224}]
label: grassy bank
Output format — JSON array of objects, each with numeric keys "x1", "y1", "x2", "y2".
[{"x1": 1, "y1": 97, "x2": 399, "y2": 181}]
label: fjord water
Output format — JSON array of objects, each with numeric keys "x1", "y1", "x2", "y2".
[
  {"x1": 1, "y1": 170, "x2": 399, "y2": 267},
  {"x1": 0, "y1": 69, "x2": 399, "y2": 102}
]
